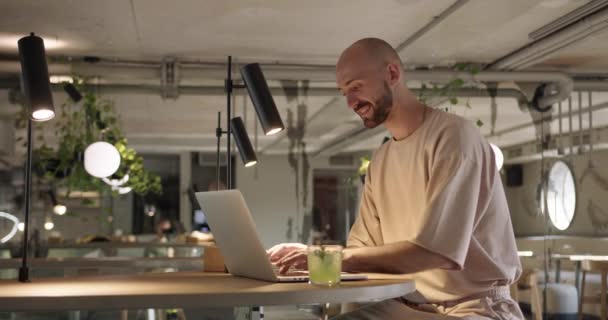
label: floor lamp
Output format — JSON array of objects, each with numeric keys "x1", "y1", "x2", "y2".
[
  {"x1": 215, "y1": 56, "x2": 285, "y2": 189},
  {"x1": 17, "y1": 33, "x2": 55, "y2": 282}
]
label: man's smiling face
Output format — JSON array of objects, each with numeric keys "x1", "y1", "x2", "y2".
[{"x1": 336, "y1": 50, "x2": 394, "y2": 129}]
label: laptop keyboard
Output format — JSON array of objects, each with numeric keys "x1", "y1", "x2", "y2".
[{"x1": 272, "y1": 265, "x2": 308, "y2": 277}]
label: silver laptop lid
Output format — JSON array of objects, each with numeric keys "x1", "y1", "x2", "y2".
[{"x1": 195, "y1": 190, "x2": 277, "y2": 281}]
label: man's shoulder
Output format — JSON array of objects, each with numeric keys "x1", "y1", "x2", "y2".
[
  {"x1": 431, "y1": 109, "x2": 481, "y2": 141},
  {"x1": 427, "y1": 109, "x2": 485, "y2": 159},
  {"x1": 432, "y1": 108, "x2": 474, "y2": 131}
]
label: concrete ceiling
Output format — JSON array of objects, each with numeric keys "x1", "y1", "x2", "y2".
[
  {"x1": 537, "y1": 29, "x2": 608, "y2": 73},
  {"x1": 1, "y1": 0, "x2": 608, "y2": 159}
]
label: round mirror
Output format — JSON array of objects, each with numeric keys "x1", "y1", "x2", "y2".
[{"x1": 546, "y1": 160, "x2": 576, "y2": 231}]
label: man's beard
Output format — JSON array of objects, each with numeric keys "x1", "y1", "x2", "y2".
[{"x1": 356, "y1": 83, "x2": 393, "y2": 129}]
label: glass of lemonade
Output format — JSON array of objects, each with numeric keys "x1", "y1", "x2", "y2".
[{"x1": 307, "y1": 245, "x2": 343, "y2": 287}]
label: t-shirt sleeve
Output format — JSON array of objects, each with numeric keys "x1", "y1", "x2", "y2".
[
  {"x1": 347, "y1": 163, "x2": 383, "y2": 248},
  {"x1": 410, "y1": 154, "x2": 483, "y2": 270}
]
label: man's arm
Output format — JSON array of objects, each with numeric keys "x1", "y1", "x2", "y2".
[{"x1": 343, "y1": 241, "x2": 456, "y2": 274}]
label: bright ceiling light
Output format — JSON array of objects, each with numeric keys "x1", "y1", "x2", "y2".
[
  {"x1": 44, "y1": 221, "x2": 54, "y2": 231},
  {"x1": 53, "y1": 204, "x2": 67, "y2": 216},
  {"x1": 49, "y1": 75, "x2": 74, "y2": 84},
  {"x1": 518, "y1": 251, "x2": 534, "y2": 257},
  {"x1": 32, "y1": 109, "x2": 55, "y2": 121},
  {"x1": 490, "y1": 143, "x2": 504, "y2": 170},
  {"x1": 145, "y1": 204, "x2": 156, "y2": 217},
  {"x1": 266, "y1": 128, "x2": 282, "y2": 136},
  {"x1": 84, "y1": 141, "x2": 121, "y2": 178},
  {"x1": 18, "y1": 223, "x2": 25, "y2": 232},
  {"x1": 0, "y1": 212, "x2": 19, "y2": 243}
]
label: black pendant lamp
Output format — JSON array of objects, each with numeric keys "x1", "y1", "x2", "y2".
[
  {"x1": 17, "y1": 32, "x2": 55, "y2": 283},
  {"x1": 240, "y1": 63, "x2": 285, "y2": 136},
  {"x1": 63, "y1": 82, "x2": 82, "y2": 102},
  {"x1": 230, "y1": 117, "x2": 258, "y2": 167},
  {"x1": 18, "y1": 33, "x2": 54, "y2": 121}
]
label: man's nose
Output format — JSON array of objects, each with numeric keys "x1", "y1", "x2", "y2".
[{"x1": 346, "y1": 94, "x2": 358, "y2": 109}]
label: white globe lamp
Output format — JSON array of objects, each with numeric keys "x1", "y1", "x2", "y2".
[{"x1": 84, "y1": 142, "x2": 121, "y2": 178}]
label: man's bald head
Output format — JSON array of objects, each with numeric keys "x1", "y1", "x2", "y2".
[
  {"x1": 336, "y1": 38, "x2": 405, "y2": 129},
  {"x1": 337, "y1": 38, "x2": 403, "y2": 73}
]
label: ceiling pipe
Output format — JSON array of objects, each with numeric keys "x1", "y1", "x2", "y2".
[
  {"x1": 406, "y1": 70, "x2": 572, "y2": 109},
  {"x1": 488, "y1": 5, "x2": 608, "y2": 71},
  {"x1": 0, "y1": 58, "x2": 572, "y2": 110},
  {"x1": 310, "y1": 88, "x2": 530, "y2": 157},
  {"x1": 0, "y1": 78, "x2": 528, "y2": 100},
  {"x1": 573, "y1": 80, "x2": 608, "y2": 91},
  {"x1": 395, "y1": 0, "x2": 469, "y2": 52},
  {"x1": 259, "y1": 88, "x2": 528, "y2": 153},
  {"x1": 486, "y1": 100, "x2": 608, "y2": 138},
  {"x1": 0, "y1": 59, "x2": 573, "y2": 92}
]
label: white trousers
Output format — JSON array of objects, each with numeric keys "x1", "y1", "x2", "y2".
[{"x1": 332, "y1": 289, "x2": 524, "y2": 320}]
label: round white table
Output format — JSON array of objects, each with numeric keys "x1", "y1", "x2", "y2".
[{"x1": 0, "y1": 271, "x2": 415, "y2": 312}]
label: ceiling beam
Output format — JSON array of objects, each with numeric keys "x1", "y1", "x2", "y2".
[
  {"x1": 396, "y1": 0, "x2": 470, "y2": 53},
  {"x1": 487, "y1": 4, "x2": 608, "y2": 70}
]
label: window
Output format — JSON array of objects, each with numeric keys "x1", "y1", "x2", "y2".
[{"x1": 546, "y1": 161, "x2": 576, "y2": 231}]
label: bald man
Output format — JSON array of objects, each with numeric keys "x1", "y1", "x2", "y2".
[{"x1": 268, "y1": 38, "x2": 523, "y2": 319}]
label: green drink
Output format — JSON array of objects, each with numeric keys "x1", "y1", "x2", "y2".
[{"x1": 307, "y1": 245, "x2": 342, "y2": 287}]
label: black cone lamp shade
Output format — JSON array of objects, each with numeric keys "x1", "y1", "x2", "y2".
[
  {"x1": 240, "y1": 63, "x2": 284, "y2": 136},
  {"x1": 63, "y1": 82, "x2": 82, "y2": 102},
  {"x1": 230, "y1": 117, "x2": 258, "y2": 167},
  {"x1": 18, "y1": 33, "x2": 54, "y2": 121}
]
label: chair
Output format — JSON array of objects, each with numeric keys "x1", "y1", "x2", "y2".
[
  {"x1": 528, "y1": 272, "x2": 543, "y2": 320},
  {"x1": 578, "y1": 260, "x2": 608, "y2": 320},
  {"x1": 510, "y1": 268, "x2": 542, "y2": 320}
]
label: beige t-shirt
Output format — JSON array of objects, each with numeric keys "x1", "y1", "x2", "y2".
[{"x1": 348, "y1": 107, "x2": 521, "y2": 303}]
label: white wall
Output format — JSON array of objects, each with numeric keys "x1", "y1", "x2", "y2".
[
  {"x1": 236, "y1": 154, "x2": 359, "y2": 248},
  {"x1": 237, "y1": 155, "x2": 300, "y2": 248}
]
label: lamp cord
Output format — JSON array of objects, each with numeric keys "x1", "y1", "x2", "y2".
[{"x1": 19, "y1": 118, "x2": 33, "y2": 282}]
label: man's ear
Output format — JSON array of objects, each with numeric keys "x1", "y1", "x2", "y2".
[{"x1": 386, "y1": 63, "x2": 401, "y2": 86}]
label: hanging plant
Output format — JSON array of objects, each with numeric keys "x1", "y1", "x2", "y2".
[
  {"x1": 416, "y1": 62, "x2": 484, "y2": 128},
  {"x1": 18, "y1": 79, "x2": 162, "y2": 197}
]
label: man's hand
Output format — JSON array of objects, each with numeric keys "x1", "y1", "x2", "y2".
[{"x1": 266, "y1": 243, "x2": 307, "y2": 274}]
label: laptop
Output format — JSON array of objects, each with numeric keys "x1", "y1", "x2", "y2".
[{"x1": 195, "y1": 190, "x2": 367, "y2": 282}]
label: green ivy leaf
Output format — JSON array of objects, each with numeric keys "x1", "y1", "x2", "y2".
[
  {"x1": 449, "y1": 97, "x2": 458, "y2": 105},
  {"x1": 454, "y1": 63, "x2": 468, "y2": 71},
  {"x1": 449, "y1": 79, "x2": 465, "y2": 88},
  {"x1": 476, "y1": 119, "x2": 484, "y2": 127}
]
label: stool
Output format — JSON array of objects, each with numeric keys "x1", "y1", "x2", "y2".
[
  {"x1": 579, "y1": 260, "x2": 608, "y2": 320},
  {"x1": 541, "y1": 283, "x2": 578, "y2": 319}
]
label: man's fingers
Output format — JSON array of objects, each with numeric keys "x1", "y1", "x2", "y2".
[
  {"x1": 266, "y1": 243, "x2": 306, "y2": 256},
  {"x1": 268, "y1": 243, "x2": 308, "y2": 263},
  {"x1": 269, "y1": 247, "x2": 294, "y2": 262},
  {"x1": 293, "y1": 260, "x2": 307, "y2": 270},
  {"x1": 277, "y1": 250, "x2": 306, "y2": 267},
  {"x1": 279, "y1": 264, "x2": 291, "y2": 275}
]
